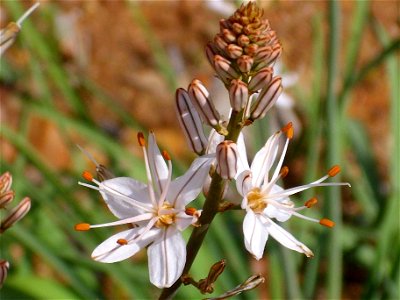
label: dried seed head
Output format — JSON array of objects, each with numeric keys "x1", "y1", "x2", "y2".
[
  {"x1": 0, "y1": 197, "x2": 31, "y2": 233},
  {"x1": 229, "y1": 79, "x2": 249, "y2": 112},
  {"x1": 188, "y1": 79, "x2": 221, "y2": 128},
  {"x1": 250, "y1": 76, "x2": 282, "y2": 120},
  {"x1": 0, "y1": 259, "x2": 10, "y2": 288},
  {"x1": 207, "y1": 2, "x2": 281, "y2": 77},
  {"x1": 176, "y1": 88, "x2": 208, "y2": 155},
  {"x1": 216, "y1": 141, "x2": 239, "y2": 180}
]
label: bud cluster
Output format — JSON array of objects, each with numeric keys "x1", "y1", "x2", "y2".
[{"x1": 0, "y1": 172, "x2": 31, "y2": 288}]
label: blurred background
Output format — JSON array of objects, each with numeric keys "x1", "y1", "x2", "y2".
[{"x1": 0, "y1": 1, "x2": 399, "y2": 299}]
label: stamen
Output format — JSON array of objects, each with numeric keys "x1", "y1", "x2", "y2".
[
  {"x1": 78, "y1": 182, "x2": 100, "y2": 190},
  {"x1": 162, "y1": 150, "x2": 171, "y2": 161},
  {"x1": 82, "y1": 171, "x2": 93, "y2": 182},
  {"x1": 185, "y1": 207, "x2": 197, "y2": 216},
  {"x1": 137, "y1": 132, "x2": 146, "y2": 147},
  {"x1": 305, "y1": 197, "x2": 318, "y2": 208},
  {"x1": 320, "y1": 218, "x2": 335, "y2": 228},
  {"x1": 281, "y1": 122, "x2": 293, "y2": 139},
  {"x1": 280, "y1": 166, "x2": 289, "y2": 178},
  {"x1": 117, "y1": 239, "x2": 128, "y2": 245},
  {"x1": 75, "y1": 223, "x2": 91, "y2": 231},
  {"x1": 328, "y1": 165, "x2": 341, "y2": 177}
]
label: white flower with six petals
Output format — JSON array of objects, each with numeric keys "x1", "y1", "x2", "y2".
[
  {"x1": 76, "y1": 132, "x2": 214, "y2": 288},
  {"x1": 236, "y1": 123, "x2": 350, "y2": 260}
]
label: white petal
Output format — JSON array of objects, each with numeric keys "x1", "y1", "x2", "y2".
[
  {"x1": 167, "y1": 154, "x2": 214, "y2": 207},
  {"x1": 175, "y1": 212, "x2": 195, "y2": 231},
  {"x1": 206, "y1": 129, "x2": 224, "y2": 154},
  {"x1": 91, "y1": 227, "x2": 161, "y2": 263},
  {"x1": 243, "y1": 210, "x2": 269, "y2": 260},
  {"x1": 148, "y1": 227, "x2": 186, "y2": 288},
  {"x1": 251, "y1": 133, "x2": 280, "y2": 187},
  {"x1": 236, "y1": 170, "x2": 252, "y2": 197},
  {"x1": 264, "y1": 185, "x2": 292, "y2": 222},
  {"x1": 263, "y1": 218, "x2": 313, "y2": 257},
  {"x1": 236, "y1": 132, "x2": 249, "y2": 176},
  {"x1": 148, "y1": 132, "x2": 169, "y2": 196},
  {"x1": 100, "y1": 177, "x2": 151, "y2": 218}
]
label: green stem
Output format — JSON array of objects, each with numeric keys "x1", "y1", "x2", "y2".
[{"x1": 325, "y1": 1, "x2": 342, "y2": 298}]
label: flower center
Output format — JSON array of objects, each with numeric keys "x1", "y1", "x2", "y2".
[
  {"x1": 155, "y1": 202, "x2": 176, "y2": 228},
  {"x1": 247, "y1": 188, "x2": 267, "y2": 213}
]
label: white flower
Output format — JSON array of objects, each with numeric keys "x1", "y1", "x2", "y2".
[
  {"x1": 236, "y1": 123, "x2": 350, "y2": 260},
  {"x1": 75, "y1": 132, "x2": 213, "y2": 288}
]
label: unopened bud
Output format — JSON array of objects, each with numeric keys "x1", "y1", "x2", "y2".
[
  {"x1": 96, "y1": 164, "x2": 114, "y2": 181},
  {"x1": 214, "y1": 55, "x2": 239, "y2": 84},
  {"x1": 248, "y1": 67, "x2": 273, "y2": 91},
  {"x1": 237, "y1": 55, "x2": 254, "y2": 73},
  {"x1": 222, "y1": 29, "x2": 236, "y2": 43},
  {"x1": 0, "y1": 191, "x2": 15, "y2": 209},
  {"x1": 188, "y1": 80, "x2": 221, "y2": 128},
  {"x1": 216, "y1": 141, "x2": 239, "y2": 180},
  {"x1": 214, "y1": 34, "x2": 228, "y2": 52},
  {"x1": 205, "y1": 42, "x2": 218, "y2": 70},
  {"x1": 232, "y1": 23, "x2": 243, "y2": 34},
  {"x1": 244, "y1": 43, "x2": 258, "y2": 56},
  {"x1": 254, "y1": 44, "x2": 282, "y2": 70},
  {"x1": 0, "y1": 197, "x2": 31, "y2": 233},
  {"x1": 229, "y1": 79, "x2": 248, "y2": 112},
  {"x1": 237, "y1": 34, "x2": 250, "y2": 47},
  {"x1": 176, "y1": 88, "x2": 208, "y2": 155},
  {"x1": 0, "y1": 172, "x2": 12, "y2": 195},
  {"x1": 226, "y1": 44, "x2": 243, "y2": 59},
  {"x1": 250, "y1": 76, "x2": 282, "y2": 120},
  {"x1": 0, "y1": 260, "x2": 10, "y2": 288}
]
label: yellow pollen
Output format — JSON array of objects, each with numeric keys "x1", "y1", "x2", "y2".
[
  {"x1": 328, "y1": 165, "x2": 341, "y2": 177},
  {"x1": 305, "y1": 197, "x2": 318, "y2": 208},
  {"x1": 82, "y1": 171, "x2": 93, "y2": 181},
  {"x1": 155, "y1": 202, "x2": 176, "y2": 228},
  {"x1": 75, "y1": 223, "x2": 91, "y2": 231},
  {"x1": 247, "y1": 188, "x2": 267, "y2": 213},
  {"x1": 320, "y1": 218, "x2": 335, "y2": 228}
]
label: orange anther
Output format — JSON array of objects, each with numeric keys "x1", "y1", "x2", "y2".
[
  {"x1": 305, "y1": 197, "x2": 318, "y2": 208},
  {"x1": 280, "y1": 166, "x2": 289, "y2": 178},
  {"x1": 117, "y1": 239, "x2": 128, "y2": 245},
  {"x1": 74, "y1": 223, "x2": 91, "y2": 231},
  {"x1": 328, "y1": 165, "x2": 341, "y2": 177},
  {"x1": 82, "y1": 171, "x2": 93, "y2": 181},
  {"x1": 137, "y1": 132, "x2": 146, "y2": 147},
  {"x1": 319, "y1": 218, "x2": 335, "y2": 228},
  {"x1": 162, "y1": 150, "x2": 171, "y2": 161},
  {"x1": 185, "y1": 207, "x2": 197, "y2": 216},
  {"x1": 281, "y1": 122, "x2": 294, "y2": 139}
]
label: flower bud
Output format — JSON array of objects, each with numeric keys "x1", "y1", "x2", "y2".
[
  {"x1": 214, "y1": 55, "x2": 239, "y2": 84},
  {"x1": 0, "y1": 172, "x2": 12, "y2": 195},
  {"x1": 226, "y1": 44, "x2": 243, "y2": 59},
  {"x1": 237, "y1": 35, "x2": 250, "y2": 47},
  {"x1": 222, "y1": 29, "x2": 236, "y2": 43},
  {"x1": 254, "y1": 44, "x2": 282, "y2": 70},
  {"x1": 216, "y1": 141, "x2": 239, "y2": 180},
  {"x1": 248, "y1": 67, "x2": 273, "y2": 91},
  {"x1": 0, "y1": 191, "x2": 15, "y2": 209},
  {"x1": 237, "y1": 55, "x2": 253, "y2": 73},
  {"x1": 176, "y1": 88, "x2": 208, "y2": 155},
  {"x1": 0, "y1": 197, "x2": 31, "y2": 233},
  {"x1": 251, "y1": 76, "x2": 282, "y2": 120},
  {"x1": 188, "y1": 80, "x2": 221, "y2": 128},
  {"x1": 214, "y1": 34, "x2": 228, "y2": 53},
  {"x1": 0, "y1": 260, "x2": 10, "y2": 288},
  {"x1": 205, "y1": 42, "x2": 218, "y2": 70},
  {"x1": 229, "y1": 79, "x2": 248, "y2": 112}
]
